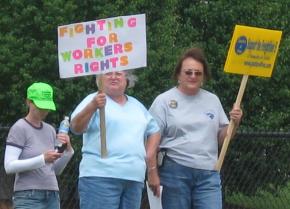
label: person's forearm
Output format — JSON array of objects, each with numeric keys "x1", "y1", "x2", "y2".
[
  {"x1": 5, "y1": 146, "x2": 45, "y2": 174},
  {"x1": 146, "y1": 132, "x2": 160, "y2": 170},
  {"x1": 70, "y1": 101, "x2": 98, "y2": 133},
  {"x1": 54, "y1": 149, "x2": 74, "y2": 175},
  {"x1": 218, "y1": 122, "x2": 239, "y2": 146},
  {"x1": 218, "y1": 126, "x2": 228, "y2": 146},
  {"x1": 219, "y1": 104, "x2": 242, "y2": 146},
  {"x1": 146, "y1": 132, "x2": 161, "y2": 197}
]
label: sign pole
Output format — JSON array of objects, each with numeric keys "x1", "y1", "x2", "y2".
[
  {"x1": 98, "y1": 77, "x2": 108, "y2": 158},
  {"x1": 215, "y1": 74, "x2": 249, "y2": 171}
]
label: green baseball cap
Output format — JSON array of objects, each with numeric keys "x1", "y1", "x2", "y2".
[{"x1": 27, "y1": 82, "x2": 56, "y2": 111}]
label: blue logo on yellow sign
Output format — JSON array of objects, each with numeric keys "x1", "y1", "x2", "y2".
[
  {"x1": 224, "y1": 25, "x2": 282, "y2": 77},
  {"x1": 235, "y1": 36, "x2": 247, "y2": 55}
]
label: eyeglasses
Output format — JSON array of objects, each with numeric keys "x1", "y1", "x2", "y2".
[
  {"x1": 104, "y1": 72, "x2": 124, "y2": 78},
  {"x1": 183, "y1": 70, "x2": 203, "y2": 77}
]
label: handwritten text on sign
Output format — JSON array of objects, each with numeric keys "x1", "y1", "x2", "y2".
[
  {"x1": 58, "y1": 14, "x2": 146, "y2": 78},
  {"x1": 224, "y1": 25, "x2": 282, "y2": 77}
]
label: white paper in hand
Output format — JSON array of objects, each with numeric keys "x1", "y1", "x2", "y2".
[{"x1": 146, "y1": 181, "x2": 163, "y2": 209}]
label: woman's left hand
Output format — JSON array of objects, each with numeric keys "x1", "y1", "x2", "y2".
[
  {"x1": 229, "y1": 103, "x2": 243, "y2": 126},
  {"x1": 147, "y1": 168, "x2": 160, "y2": 197},
  {"x1": 56, "y1": 133, "x2": 73, "y2": 152}
]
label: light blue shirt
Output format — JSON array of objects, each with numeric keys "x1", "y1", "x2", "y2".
[{"x1": 71, "y1": 92, "x2": 159, "y2": 182}]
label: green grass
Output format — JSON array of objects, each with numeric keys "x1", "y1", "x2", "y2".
[{"x1": 226, "y1": 182, "x2": 290, "y2": 209}]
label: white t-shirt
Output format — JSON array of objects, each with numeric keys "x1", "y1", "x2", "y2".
[{"x1": 149, "y1": 87, "x2": 229, "y2": 170}]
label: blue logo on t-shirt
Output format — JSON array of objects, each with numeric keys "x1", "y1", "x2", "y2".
[{"x1": 205, "y1": 112, "x2": 214, "y2": 119}]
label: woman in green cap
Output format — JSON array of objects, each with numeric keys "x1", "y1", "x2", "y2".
[{"x1": 4, "y1": 82, "x2": 74, "y2": 209}]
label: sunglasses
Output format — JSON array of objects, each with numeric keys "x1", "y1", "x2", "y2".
[{"x1": 183, "y1": 70, "x2": 203, "y2": 76}]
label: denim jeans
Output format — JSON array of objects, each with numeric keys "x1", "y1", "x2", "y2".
[
  {"x1": 160, "y1": 157, "x2": 222, "y2": 209},
  {"x1": 13, "y1": 190, "x2": 60, "y2": 209},
  {"x1": 78, "y1": 177, "x2": 144, "y2": 209}
]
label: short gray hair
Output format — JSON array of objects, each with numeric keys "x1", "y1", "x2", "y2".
[{"x1": 125, "y1": 70, "x2": 138, "y2": 88}]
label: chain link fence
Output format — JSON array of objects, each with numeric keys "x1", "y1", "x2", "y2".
[
  {"x1": 222, "y1": 131, "x2": 290, "y2": 209},
  {"x1": 1, "y1": 126, "x2": 290, "y2": 209}
]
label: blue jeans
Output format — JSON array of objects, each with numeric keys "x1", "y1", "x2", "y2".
[
  {"x1": 160, "y1": 157, "x2": 222, "y2": 209},
  {"x1": 13, "y1": 190, "x2": 60, "y2": 209},
  {"x1": 78, "y1": 177, "x2": 144, "y2": 209}
]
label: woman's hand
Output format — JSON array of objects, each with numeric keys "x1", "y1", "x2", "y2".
[
  {"x1": 56, "y1": 133, "x2": 73, "y2": 152},
  {"x1": 44, "y1": 150, "x2": 62, "y2": 163},
  {"x1": 147, "y1": 167, "x2": 161, "y2": 197},
  {"x1": 229, "y1": 103, "x2": 243, "y2": 126},
  {"x1": 92, "y1": 92, "x2": 106, "y2": 109}
]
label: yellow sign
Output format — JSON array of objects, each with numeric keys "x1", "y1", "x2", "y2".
[{"x1": 224, "y1": 25, "x2": 282, "y2": 77}]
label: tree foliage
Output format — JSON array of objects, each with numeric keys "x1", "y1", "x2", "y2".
[{"x1": 1, "y1": 0, "x2": 290, "y2": 131}]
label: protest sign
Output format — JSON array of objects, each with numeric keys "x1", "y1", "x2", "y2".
[
  {"x1": 224, "y1": 25, "x2": 282, "y2": 77},
  {"x1": 58, "y1": 14, "x2": 146, "y2": 78},
  {"x1": 215, "y1": 25, "x2": 282, "y2": 171}
]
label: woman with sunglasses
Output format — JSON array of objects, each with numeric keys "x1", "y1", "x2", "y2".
[{"x1": 149, "y1": 47, "x2": 243, "y2": 209}]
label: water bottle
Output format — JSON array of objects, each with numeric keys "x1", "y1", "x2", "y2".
[{"x1": 55, "y1": 116, "x2": 70, "y2": 153}]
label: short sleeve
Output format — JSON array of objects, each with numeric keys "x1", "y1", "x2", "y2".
[
  {"x1": 71, "y1": 93, "x2": 97, "y2": 120},
  {"x1": 149, "y1": 95, "x2": 167, "y2": 136},
  {"x1": 6, "y1": 122, "x2": 26, "y2": 149},
  {"x1": 145, "y1": 113, "x2": 160, "y2": 137},
  {"x1": 217, "y1": 98, "x2": 229, "y2": 131}
]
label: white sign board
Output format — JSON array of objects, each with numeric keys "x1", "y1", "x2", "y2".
[{"x1": 58, "y1": 14, "x2": 146, "y2": 78}]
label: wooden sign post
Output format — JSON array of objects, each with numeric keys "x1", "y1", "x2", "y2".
[
  {"x1": 97, "y1": 77, "x2": 108, "y2": 158},
  {"x1": 215, "y1": 75, "x2": 248, "y2": 171},
  {"x1": 215, "y1": 25, "x2": 282, "y2": 171}
]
